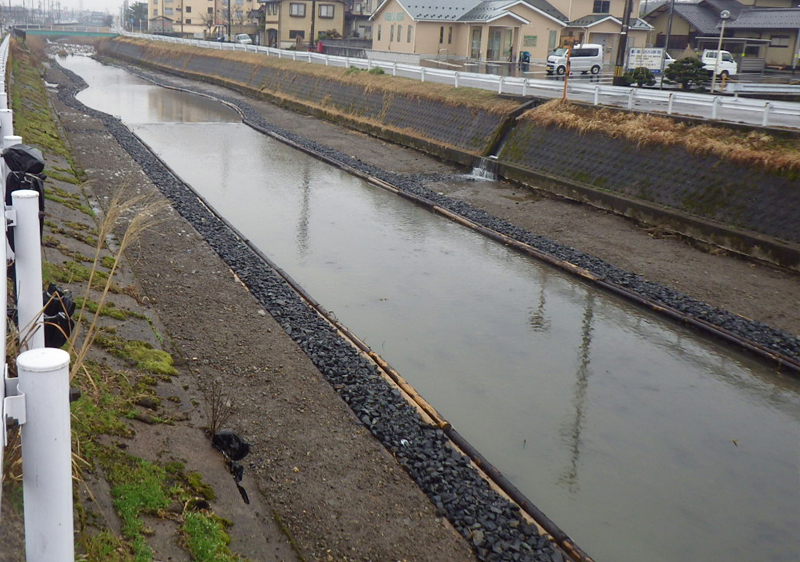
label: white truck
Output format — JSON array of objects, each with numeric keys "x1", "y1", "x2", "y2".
[{"x1": 700, "y1": 49, "x2": 738, "y2": 77}]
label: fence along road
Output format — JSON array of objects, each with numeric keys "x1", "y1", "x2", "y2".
[
  {"x1": 118, "y1": 30, "x2": 800, "y2": 131},
  {"x1": 0, "y1": 33, "x2": 76, "y2": 562}
]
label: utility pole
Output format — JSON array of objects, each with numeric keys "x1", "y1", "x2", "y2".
[
  {"x1": 612, "y1": 0, "x2": 634, "y2": 86},
  {"x1": 227, "y1": 0, "x2": 230, "y2": 39},
  {"x1": 309, "y1": 0, "x2": 316, "y2": 50}
]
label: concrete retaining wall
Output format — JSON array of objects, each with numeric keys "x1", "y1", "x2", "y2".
[{"x1": 100, "y1": 38, "x2": 800, "y2": 269}]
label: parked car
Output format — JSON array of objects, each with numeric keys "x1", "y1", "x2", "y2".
[
  {"x1": 700, "y1": 49, "x2": 738, "y2": 77},
  {"x1": 547, "y1": 44, "x2": 604, "y2": 76},
  {"x1": 234, "y1": 34, "x2": 253, "y2": 45}
]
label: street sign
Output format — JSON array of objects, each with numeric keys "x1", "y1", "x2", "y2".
[{"x1": 628, "y1": 48, "x2": 666, "y2": 73}]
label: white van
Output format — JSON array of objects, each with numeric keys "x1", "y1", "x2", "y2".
[{"x1": 547, "y1": 44, "x2": 604, "y2": 75}]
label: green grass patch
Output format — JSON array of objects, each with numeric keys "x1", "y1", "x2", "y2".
[
  {"x1": 47, "y1": 169, "x2": 82, "y2": 184},
  {"x1": 183, "y1": 512, "x2": 243, "y2": 562},
  {"x1": 76, "y1": 298, "x2": 146, "y2": 321},
  {"x1": 96, "y1": 335, "x2": 178, "y2": 376}
]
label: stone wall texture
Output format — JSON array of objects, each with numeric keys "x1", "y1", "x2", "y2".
[
  {"x1": 101, "y1": 39, "x2": 800, "y2": 255},
  {"x1": 500, "y1": 121, "x2": 800, "y2": 245}
]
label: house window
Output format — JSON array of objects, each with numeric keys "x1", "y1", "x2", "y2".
[
  {"x1": 770, "y1": 35, "x2": 790, "y2": 47},
  {"x1": 235, "y1": 0, "x2": 243, "y2": 5},
  {"x1": 439, "y1": 26, "x2": 444, "y2": 43},
  {"x1": 390, "y1": 24, "x2": 394, "y2": 42},
  {"x1": 290, "y1": 3, "x2": 305, "y2": 17},
  {"x1": 235, "y1": 10, "x2": 242, "y2": 17},
  {"x1": 398, "y1": 25, "x2": 402, "y2": 42},
  {"x1": 448, "y1": 26, "x2": 452, "y2": 44},
  {"x1": 377, "y1": 25, "x2": 381, "y2": 41},
  {"x1": 289, "y1": 29, "x2": 305, "y2": 38},
  {"x1": 592, "y1": 0, "x2": 610, "y2": 13},
  {"x1": 153, "y1": 8, "x2": 158, "y2": 14},
  {"x1": 319, "y1": 4, "x2": 334, "y2": 18},
  {"x1": 164, "y1": 7, "x2": 173, "y2": 15},
  {"x1": 207, "y1": 7, "x2": 213, "y2": 13},
  {"x1": 365, "y1": 0, "x2": 372, "y2": 11},
  {"x1": 185, "y1": 18, "x2": 191, "y2": 23},
  {"x1": 407, "y1": 25, "x2": 412, "y2": 42},
  {"x1": 185, "y1": 5, "x2": 191, "y2": 12}
]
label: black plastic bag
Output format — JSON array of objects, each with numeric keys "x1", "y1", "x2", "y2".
[{"x1": 42, "y1": 283, "x2": 75, "y2": 348}]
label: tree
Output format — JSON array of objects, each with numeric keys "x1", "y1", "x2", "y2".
[
  {"x1": 663, "y1": 57, "x2": 709, "y2": 91},
  {"x1": 125, "y1": 1, "x2": 148, "y2": 31},
  {"x1": 623, "y1": 66, "x2": 656, "y2": 87}
]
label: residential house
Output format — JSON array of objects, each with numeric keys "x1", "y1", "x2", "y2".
[
  {"x1": 148, "y1": 0, "x2": 260, "y2": 38},
  {"x1": 644, "y1": 0, "x2": 800, "y2": 69},
  {"x1": 259, "y1": 0, "x2": 347, "y2": 48},
  {"x1": 369, "y1": 0, "x2": 651, "y2": 63},
  {"x1": 347, "y1": 0, "x2": 378, "y2": 38}
]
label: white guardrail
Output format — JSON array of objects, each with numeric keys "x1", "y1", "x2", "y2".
[
  {"x1": 0, "y1": 33, "x2": 75, "y2": 562},
  {"x1": 121, "y1": 31, "x2": 800, "y2": 129}
]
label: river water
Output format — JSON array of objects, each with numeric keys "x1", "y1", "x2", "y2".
[{"x1": 61, "y1": 55, "x2": 800, "y2": 562}]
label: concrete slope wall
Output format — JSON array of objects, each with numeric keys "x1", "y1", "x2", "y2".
[
  {"x1": 500, "y1": 122, "x2": 800, "y2": 247},
  {"x1": 100, "y1": 39, "x2": 800, "y2": 268},
  {"x1": 102, "y1": 40, "x2": 504, "y2": 157}
]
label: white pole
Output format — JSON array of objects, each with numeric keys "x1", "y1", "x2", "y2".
[
  {"x1": 0, "y1": 111, "x2": 14, "y2": 140},
  {"x1": 19, "y1": 347, "x2": 74, "y2": 562},
  {"x1": 0, "y1": 93, "x2": 7, "y2": 110},
  {"x1": 13, "y1": 190, "x2": 45, "y2": 351}
]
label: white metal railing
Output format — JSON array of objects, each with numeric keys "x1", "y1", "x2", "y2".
[
  {"x1": 0, "y1": 33, "x2": 75, "y2": 562},
  {"x1": 121, "y1": 31, "x2": 800, "y2": 130}
]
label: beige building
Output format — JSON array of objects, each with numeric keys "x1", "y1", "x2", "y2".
[
  {"x1": 148, "y1": 0, "x2": 260, "y2": 39},
  {"x1": 260, "y1": 0, "x2": 347, "y2": 48},
  {"x1": 369, "y1": 0, "x2": 651, "y2": 63},
  {"x1": 644, "y1": 0, "x2": 800, "y2": 69}
]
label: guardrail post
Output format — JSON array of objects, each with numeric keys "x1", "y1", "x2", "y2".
[
  {"x1": 762, "y1": 102, "x2": 772, "y2": 127},
  {"x1": 711, "y1": 96, "x2": 720, "y2": 120},
  {"x1": 421, "y1": 67, "x2": 426, "y2": 82},
  {"x1": 498, "y1": 76, "x2": 504, "y2": 95},
  {"x1": 12, "y1": 189, "x2": 45, "y2": 351},
  {"x1": 0, "y1": 108, "x2": 13, "y2": 140},
  {"x1": 0, "y1": 93, "x2": 6, "y2": 110},
  {"x1": 454, "y1": 72, "x2": 460, "y2": 88},
  {"x1": 19, "y1": 347, "x2": 74, "y2": 562},
  {"x1": 522, "y1": 79, "x2": 527, "y2": 97},
  {"x1": 668, "y1": 92, "x2": 675, "y2": 115},
  {"x1": 594, "y1": 86, "x2": 600, "y2": 105},
  {"x1": 325, "y1": 55, "x2": 329, "y2": 66},
  {"x1": 627, "y1": 89, "x2": 635, "y2": 109},
  {"x1": 393, "y1": 62, "x2": 397, "y2": 77}
]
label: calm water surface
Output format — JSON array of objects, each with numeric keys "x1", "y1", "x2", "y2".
[{"x1": 63, "y1": 55, "x2": 800, "y2": 562}]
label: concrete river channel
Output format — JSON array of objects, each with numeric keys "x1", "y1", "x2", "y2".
[{"x1": 61, "y1": 55, "x2": 800, "y2": 562}]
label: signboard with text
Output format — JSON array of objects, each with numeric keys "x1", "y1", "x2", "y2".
[{"x1": 628, "y1": 48, "x2": 666, "y2": 73}]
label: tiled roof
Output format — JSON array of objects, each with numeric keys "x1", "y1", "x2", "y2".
[
  {"x1": 727, "y1": 7, "x2": 800, "y2": 29},
  {"x1": 672, "y1": 3, "x2": 720, "y2": 34},
  {"x1": 568, "y1": 14, "x2": 653, "y2": 29},
  {"x1": 400, "y1": 0, "x2": 474, "y2": 21}
]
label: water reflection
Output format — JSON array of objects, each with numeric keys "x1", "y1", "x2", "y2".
[{"x1": 558, "y1": 291, "x2": 595, "y2": 496}]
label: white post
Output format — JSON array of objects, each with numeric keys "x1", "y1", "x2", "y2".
[
  {"x1": 0, "y1": 93, "x2": 6, "y2": 110},
  {"x1": 421, "y1": 67, "x2": 425, "y2": 82},
  {"x1": 594, "y1": 86, "x2": 600, "y2": 105},
  {"x1": 762, "y1": 102, "x2": 772, "y2": 127},
  {"x1": 668, "y1": 92, "x2": 675, "y2": 114},
  {"x1": 325, "y1": 55, "x2": 329, "y2": 66},
  {"x1": 19, "y1": 347, "x2": 74, "y2": 562},
  {"x1": 454, "y1": 72, "x2": 460, "y2": 88},
  {"x1": 13, "y1": 190, "x2": 45, "y2": 351},
  {"x1": 522, "y1": 78, "x2": 527, "y2": 97},
  {"x1": 392, "y1": 62, "x2": 397, "y2": 76},
  {"x1": 711, "y1": 96, "x2": 720, "y2": 119},
  {"x1": 0, "y1": 110, "x2": 14, "y2": 140},
  {"x1": 627, "y1": 88, "x2": 635, "y2": 109},
  {"x1": 498, "y1": 76, "x2": 504, "y2": 94}
]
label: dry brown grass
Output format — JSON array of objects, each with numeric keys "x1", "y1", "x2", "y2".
[
  {"x1": 107, "y1": 37, "x2": 519, "y2": 114},
  {"x1": 525, "y1": 99, "x2": 800, "y2": 173}
]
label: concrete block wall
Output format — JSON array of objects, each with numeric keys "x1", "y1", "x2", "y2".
[
  {"x1": 102, "y1": 40, "x2": 502, "y2": 155},
  {"x1": 500, "y1": 121, "x2": 800, "y2": 245}
]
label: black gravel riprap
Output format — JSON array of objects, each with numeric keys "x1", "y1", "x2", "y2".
[{"x1": 53, "y1": 57, "x2": 799, "y2": 562}]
